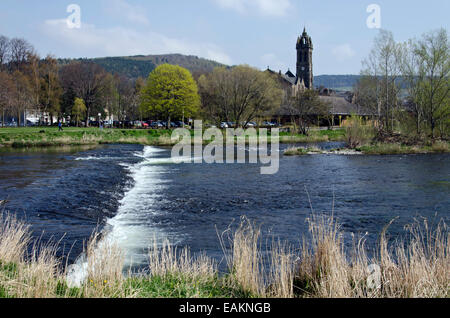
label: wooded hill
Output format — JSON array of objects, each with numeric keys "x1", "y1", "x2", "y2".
[
  {"x1": 58, "y1": 54, "x2": 363, "y2": 90},
  {"x1": 58, "y1": 54, "x2": 226, "y2": 80}
]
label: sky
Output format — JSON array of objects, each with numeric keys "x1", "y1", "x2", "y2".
[{"x1": 0, "y1": 0, "x2": 448, "y2": 75}]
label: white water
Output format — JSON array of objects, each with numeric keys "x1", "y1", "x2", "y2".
[{"x1": 66, "y1": 146, "x2": 174, "y2": 287}]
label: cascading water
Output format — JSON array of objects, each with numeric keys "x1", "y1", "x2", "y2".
[{"x1": 66, "y1": 146, "x2": 174, "y2": 287}]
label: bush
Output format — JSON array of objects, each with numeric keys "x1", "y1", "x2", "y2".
[{"x1": 345, "y1": 116, "x2": 376, "y2": 149}]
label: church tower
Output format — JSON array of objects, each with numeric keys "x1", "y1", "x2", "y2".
[{"x1": 296, "y1": 28, "x2": 314, "y2": 89}]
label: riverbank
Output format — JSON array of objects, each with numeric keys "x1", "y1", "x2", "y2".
[
  {"x1": 0, "y1": 211, "x2": 447, "y2": 299},
  {"x1": 0, "y1": 127, "x2": 178, "y2": 148},
  {"x1": 0, "y1": 127, "x2": 346, "y2": 149},
  {"x1": 284, "y1": 140, "x2": 450, "y2": 156}
]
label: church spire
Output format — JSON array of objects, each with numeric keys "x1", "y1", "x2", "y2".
[{"x1": 296, "y1": 27, "x2": 314, "y2": 89}]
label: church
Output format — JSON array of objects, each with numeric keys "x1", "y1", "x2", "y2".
[
  {"x1": 266, "y1": 28, "x2": 375, "y2": 126},
  {"x1": 267, "y1": 27, "x2": 313, "y2": 96}
]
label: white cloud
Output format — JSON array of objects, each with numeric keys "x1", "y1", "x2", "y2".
[
  {"x1": 331, "y1": 44, "x2": 356, "y2": 62},
  {"x1": 42, "y1": 19, "x2": 232, "y2": 65},
  {"x1": 213, "y1": 0, "x2": 292, "y2": 17}
]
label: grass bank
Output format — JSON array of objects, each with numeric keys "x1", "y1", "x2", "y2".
[
  {"x1": 0, "y1": 210, "x2": 448, "y2": 298},
  {"x1": 357, "y1": 141, "x2": 450, "y2": 155},
  {"x1": 279, "y1": 129, "x2": 346, "y2": 144},
  {"x1": 0, "y1": 127, "x2": 178, "y2": 148},
  {"x1": 0, "y1": 127, "x2": 346, "y2": 149}
]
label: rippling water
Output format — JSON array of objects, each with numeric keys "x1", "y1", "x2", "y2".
[{"x1": 0, "y1": 143, "x2": 449, "y2": 275}]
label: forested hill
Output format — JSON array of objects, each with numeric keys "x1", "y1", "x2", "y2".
[
  {"x1": 58, "y1": 54, "x2": 360, "y2": 90},
  {"x1": 58, "y1": 54, "x2": 226, "y2": 80},
  {"x1": 314, "y1": 75, "x2": 361, "y2": 91}
]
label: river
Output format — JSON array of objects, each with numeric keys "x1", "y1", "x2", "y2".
[{"x1": 0, "y1": 143, "x2": 449, "y2": 273}]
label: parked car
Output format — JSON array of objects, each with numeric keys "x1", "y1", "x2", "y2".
[
  {"x1": 220, "y1": 122, "x2": 229, "y2": 129},
  {"x1": 151, "y1": 121, "x2": 164, "y2": 129},
  {"x1": 245, "y1": 122, "x2": 257, "y2": 128}
]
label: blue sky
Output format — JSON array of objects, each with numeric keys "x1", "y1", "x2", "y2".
[{"x1": 0, "y1": 0, "x2": 448, "y2": 74}]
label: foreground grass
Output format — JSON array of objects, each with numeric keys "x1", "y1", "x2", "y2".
[{"x1": 0, "y1": 209, "x2": 448, "y2": 299}]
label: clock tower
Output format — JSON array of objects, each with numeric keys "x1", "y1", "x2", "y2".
[{"x1": 296, "y1": 28, "x2": 314, "y2": 89}]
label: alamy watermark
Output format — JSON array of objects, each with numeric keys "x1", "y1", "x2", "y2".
[
  {"x1": 171, "y1": 121, "x2": 280, "y2": 175},
  {"x1": 66, "y1": 4, "x2": 81, "y2": 29},
  {"x1": 366, "y1": 4, "x2": 381, "y2": 29}
]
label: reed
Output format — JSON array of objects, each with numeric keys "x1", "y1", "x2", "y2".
[{"x1": 0, "y1": 211, "x2": 448, "y2": 298}]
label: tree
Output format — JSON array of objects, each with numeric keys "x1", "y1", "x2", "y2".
[
  {"x1": 102, "y1": 73, "x2": 119, "y2": 125},
  {"x1": 413, "y1": 29, "x2": 450, "y2": 139},
  {"x1": 10, "y1": 70, "x2": 32, "y2": 126},
  {"x1": 39, "y1": 55, "x2": 62, "y2": 124},
  {"x1": 0, "y1": 71, "x2": 14, "y2": 126},
  {"x1": 362, "y1": 30, "x2": 404, "y2": 133},
  {"x1": 198, "y1": 65, "x2": 283, "y2": 127},
  {"x1": 288, "y1": 89, "x2": 330, "y2": 135},
  {"x1": 0, "y1": 36, "x2": 10, "y2": 69},
  {"x1": 8, "y1": 38, "x2": 34, "y2": 71},
  {"x1": 60, "y1": 62, "x2": 108, "y2": 127},
  {"x1": 72, "y1": 98, "x2": 86, "y2": 127},
  {"x1": 140, "y1": 64, "x2": 200, "y2": 127}
]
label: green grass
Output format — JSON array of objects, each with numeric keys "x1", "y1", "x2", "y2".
[
  {"x1": 0, "y1": 127, "x2": 347, "y2": 149},
  {"x1": 0, "y1": 262, "x2": 252, "y2": 299},
  {"x1": 279, "y1": 129, "x2": 346, "y2": 143},
  {"x1": 125, "y1": 274, "x2": 253, "y2": 298},
  {"x1": 0, "y1": 127, "x2": 176, "y2": 148},
  {"x1": 358, "y1": 141, "x2": 450, "y2": 155}
]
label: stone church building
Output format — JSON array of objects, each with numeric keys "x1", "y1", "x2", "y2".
[{"x1": 266, "y1": 28, "x2": 375, "y2": 126}]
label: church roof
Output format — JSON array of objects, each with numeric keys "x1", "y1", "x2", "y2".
[
  {"x1": 285, "y1": 70, "x2": 295, "y2": 78},
  {"x1": 319, "y1": 96, "x2": 375, "y2": 116}
]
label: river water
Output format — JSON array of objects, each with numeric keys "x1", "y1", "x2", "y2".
[{"x1": 0, "y1": 143, "x2": 449, "y2": 274}]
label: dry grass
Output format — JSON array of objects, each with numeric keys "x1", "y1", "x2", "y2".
[
  {"x1": 147, "y1": 239, "x2": 216, "y2": 280},
  {"x1": 296, "y1": 214, "x2": 449, "y2": 298},
  {"x1": 0, "y1": 211, "x2": 448, "y2": 298},
  {"x1": 219, "y1": 217, "x2": 295, "y2": 298}
]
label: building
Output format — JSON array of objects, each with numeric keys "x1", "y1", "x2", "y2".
[{"x1": 266, "y1": 27, "x2": 376, "y2": 126}]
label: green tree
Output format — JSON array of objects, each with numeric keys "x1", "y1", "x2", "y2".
[
  {"x1": 72, "y1": 97, "x2": 86, "y2": 127},
  {"x1": 140, "y1": 64, "x2": 200, "y2": 127}
]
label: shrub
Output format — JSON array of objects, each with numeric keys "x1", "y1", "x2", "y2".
[{"x1": 345, "y1": 116, "x2": 376, "y2": 149}]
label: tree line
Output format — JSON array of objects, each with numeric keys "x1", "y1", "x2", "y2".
[{"x1": 0, "y1": 35, "x2": 144, "y2": 127}]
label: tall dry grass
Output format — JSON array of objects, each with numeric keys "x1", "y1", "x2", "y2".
[
  {"x1": 219, "y1": 217, "x2": 295, "y2": 298},
  {"x1": 295, "y1": 214, "x2": 449, "y2": 298},
  {"x1": 0, "y1": 210, "x2": 448, "y2": 298},
  {"x1": 147, "y1": 239, "x2": 216, "y2": 280}
]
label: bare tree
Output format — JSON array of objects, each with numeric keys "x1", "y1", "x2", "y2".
[
  {"x1": 0, "y1": 71, "x2": 14, "y2": 126},
  {"x1": 0, "y1": 35, "x2": 10, "y2": 68},
  {"x1": 40, "y1": 55, "x2": 62, "y2": 124},
  {"x1": 287, "y1": 89, "x2": 329, "y2": 135},
  {"x1": 198, "y1": 65, "x2": 283, "y2": 127},
  {"x1": 10, "y1": 70, "x2": 32, "y2": 126},
  {"x1": 8, "y1": 38, "x2": 34, "y2": 71},
  {"x1": 413, "y1": 29, "x2": 450, "y2": 139},
  {"x1": 60, "y1": 62, "x2": 108, "y2": 127},
  {"x1": 362, "y1": 30, "x2": 404, "y2": 133}
]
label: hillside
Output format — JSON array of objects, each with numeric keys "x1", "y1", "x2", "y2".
[
  {"x1": 314, "y1": 75, "x2": 361, "y2": 91},
  {"x1": 58, "y1": 54, "x2": 225, "y2": 80},
  {"x1": 58, "y1": 54, "x2": 362, "y2": 90}
]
